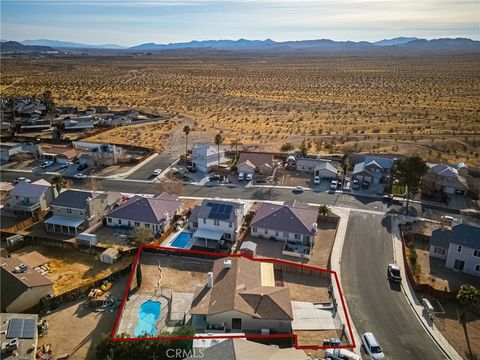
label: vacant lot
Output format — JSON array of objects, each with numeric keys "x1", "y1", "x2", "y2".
[
  {"x1": 2, "y1": 53, "x2": 479, "y2": 165},
  {"x1": 12, "y1": 245, "x2": 134, "y2": 295}
]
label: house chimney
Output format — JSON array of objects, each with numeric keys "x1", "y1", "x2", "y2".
[
  {"x1": 224, "y1": 259, "x2": 232, "y2": 269},
  {"x1": 207, "y1": 272, "x2": 213, "y2": 288}
]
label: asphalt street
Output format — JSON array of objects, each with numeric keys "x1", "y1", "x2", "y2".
[
  {"x1": 341, "y1": 212, "x2": 445, "y2": 360},
  {"x1": 126, "y1": 154, "x2": 178, "y2": 180}
]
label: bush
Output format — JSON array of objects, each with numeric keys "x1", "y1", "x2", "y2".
[{"x1": 280, "y1": 142, "x2": 294, "y2": 152}]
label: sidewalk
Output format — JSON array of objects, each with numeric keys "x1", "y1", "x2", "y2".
[
  {"x1": 329, "y1": 207, "x2": 362, "y2": 354},
  {"x1": 391, "y1": 216, "x2": 462, "y2": 360}
]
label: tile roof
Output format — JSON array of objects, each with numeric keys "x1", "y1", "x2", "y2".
[
  {"x1": 251, "y1": 201, "x2": 318, "y2": 236},
  {"x1": 430, "y1": 224, "x2": 480, "y2": 249},
  {"x1": 10, "y1": 181, "x2": 50, "y2": 198},
  {"x1": 364, "y1": 156, "x2": 395, "y2": 169},
  {"x1": 191, "y1": 257, "x2": 293, "y2": 321},
  {"x1": 190, "y1": 199, "x2": 244, "y2": 224},
  {"x1": 51, "y1": 189, "x2": 94, "y2": 209},
  {"x1": 107, "y1": 193, "x2": 181, "y2": 224},
  {"x1": 238, "y1": 152, "x2": 274, "y2": 168}
]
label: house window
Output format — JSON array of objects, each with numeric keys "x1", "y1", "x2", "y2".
[
  {"x1": 476, "y1": 265, "x2": 480, "y2": 272},
  {"x1": 294, "y1": 234, "x2": 300, "y2": 240},
  {"x1": 214, "y1": 219, "x2": 220, "y2": 226},
  {"x1": 15, "y1": 196, "x2": 19, "y2": 199},
  {"x1": 275, "y1": 230, "x2": 279, "y2": 236},
  {"x1": 252, "y1": 227, "x2": 257, "y2": 233},
  {"x1": 128, "y1": 221, "x2": 131, "y2": 226},
  {"x1": 229, "y1": 222, "x2": 233, "y2": 228},
  {"x1": 118, "y1": 219, "x2": 122, "y2": 225},
  {"x1": 203, "y1": 218, "x2": 206, "y2": 224},
  {"x1": 457, "y1": 245, "x2": 462, "y2": 252},
  {"x1": 135, "y1": 222, "x2": 140, "y2": 227},
  {"x1": 145, "y1": 224, "x2": 150, "y2": 228},
  {"x1": 434, "y1": 247, "x2": 446, "y2": 255},
  {"x1": 474, "y1": 250, "x2": 480, "y2": 257},
  {"x1": 108, "y1": 218, "x2": 112, "y2": 223},
  {"x1": 66, "y1": 208, "x2": 72, "y2": 214},
  {"x1": 232, "y1": 318, "x2": 242, "y2": 329},
  {"x1": 284, "y1": 232, "x2": 289, "y2": 239},
  {"x1": 264, "y1": 229, "x2": 268, "y2": 235},
  {"x1": 193, "y1": 222, "x2": 198, "y2": 228},
  {"x1": 224, "y1": 233, "x2": 231, "y2": 240},
  {"x1": 303, "y1": 235, "x2": 310, "y2": 243},
  {"x1": 454, "y1": 259, "x2": 465, "y2": 271}
]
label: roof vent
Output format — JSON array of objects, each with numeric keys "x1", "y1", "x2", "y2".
[{"x1": 224, "y1": 259, "x2": 232, "y2": 269}]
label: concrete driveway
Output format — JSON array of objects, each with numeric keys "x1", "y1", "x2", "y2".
[{"x1": 341, "y1": 212, "x2": 445, "y2": 360}]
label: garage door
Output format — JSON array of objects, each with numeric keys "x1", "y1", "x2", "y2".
[{"x1": 444, "y1": 186, "x2": 455, "y2": 194}]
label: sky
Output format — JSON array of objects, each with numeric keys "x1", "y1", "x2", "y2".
[{"x1": 1, "y1": 0, "x2": 479, "y2": 46}]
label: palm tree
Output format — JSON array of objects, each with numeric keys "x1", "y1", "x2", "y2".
[
  {"x1": 230, "y1": 138, "x2": 242, "y2": 161},
  {"x1": 6, "y1": 98, "x2": 16, "y2": 122},
  {"x1": 50, "y1": 175, "x2": 65, "y2": 193},
  {"x1": 42, "y1": 90, "x2": 56, "y2": 128},
  {"x1": 457, "y1": 284, "x2": 480, "y2": 308},
  {"x1": 214, "y1": 132, "x2": 223, "y2": 167},
  {"x1": 183, "y1": 125, "x2": 190, "y2": 164},
  {"x1": 392, "y1": 156, "x2": 428, "y2": 215},
  {"x1": 319, "y1": 204, "x2": 331, "y2": 216}
]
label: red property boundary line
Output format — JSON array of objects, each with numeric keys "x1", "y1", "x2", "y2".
[{"x1": 110, "y1": 244, "x2": 356, "y2": 350}]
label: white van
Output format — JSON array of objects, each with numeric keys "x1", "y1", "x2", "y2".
[{"x1": 362, "y1": 332, "x2": 384, "y2": 360}]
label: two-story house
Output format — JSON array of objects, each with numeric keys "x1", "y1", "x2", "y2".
[
  {"x1": 250, "y1": 200, "x2": 318, "y2": 247},
  {"x1": 106, "y1": 192, "x2": 182, "y2": 236},
  {"x1": 44, "y1": 190, "x2": 121, "y2": 235},
  {"x1": 191, "y1": 144, "x2": 229, "y2": 173},
  {"x1": 4, "y1": 179, "x2": 56, "y2": 220},
  {"x1": 352, "y1": 156, "x2": 395, "y2": 185},
  {"x1": 422, "y1": 163, "x2": 469, "y2": 195},
  {"x1": 429, "y1": 224, "x2": 480, "y2": 277},
  {"x1": 190, "y1": 257, "x2": 293, "y2": 334},
  {"x1": 188, "y1": 199, "x2": 246, "y2": 247}
]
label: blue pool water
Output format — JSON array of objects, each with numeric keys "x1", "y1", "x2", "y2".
[
  {"x1": 134, "y1": 301, "x2": 161, "y2": 337},
  {"x1": 171, "y1": 231, "x2": 192, "y2": 248}
]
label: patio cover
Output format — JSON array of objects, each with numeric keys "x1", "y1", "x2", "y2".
[
  {"x1": 44, "y1": 216, "x2": 84, "y2": 228},
  {"x1": 192, "y1": 228, "x2": 223, "y2": 241}
]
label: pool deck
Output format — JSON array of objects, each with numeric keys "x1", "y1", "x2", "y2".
[
  {"x1": 164, "y1": 229, "x2": 195, "y2": 249},
  {"x1": 116, "y1": 293, "x2": 169, "y2": 337}
]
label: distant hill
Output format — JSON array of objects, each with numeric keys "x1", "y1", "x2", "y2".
[
  {"x1": 374, "y1": 37, "x2": 418, "y2": 46},
  {"x1": 21, "y1": 39, "x2": 126, "y2": 49},
  {"x1": 0, "y1": 41, "x2": 56, "y2": 53}
]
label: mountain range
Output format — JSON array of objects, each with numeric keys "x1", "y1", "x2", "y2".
[{"x1": 1, "y1": 37, "x2": 478, "y2": 53}]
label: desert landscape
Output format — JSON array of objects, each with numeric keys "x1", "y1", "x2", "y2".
[{"x1": 2, "y1": 52, "x2": 479, "y2": 165}]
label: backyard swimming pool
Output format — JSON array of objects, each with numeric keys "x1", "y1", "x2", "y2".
[
  {"x1": 134, "y1": 300, "x2": 161, "y2": 337},
  {"x1": 170, "y1": 231, "x2": 192, "y2": 249}
]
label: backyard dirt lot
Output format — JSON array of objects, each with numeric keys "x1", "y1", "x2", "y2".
[
  {"x1": 11, "y1": 245, "x2": 134, "y2": 295},
  {"x1": 139, "y1": 253, "x2": 212, "y2": 293},
  {"x1": 37, "y1": 274, "x2": 130, "y2": 360},
  {"x1": 282, "y1": 272, "x2": 330, "y2": 303}
]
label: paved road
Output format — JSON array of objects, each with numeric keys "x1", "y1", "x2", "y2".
[
  {"x1": 341, "y1": 212, "x2": 445, "y2": 360},
  {"x1": 126, "y1": 154, "x2": 178, "y2": 180}
]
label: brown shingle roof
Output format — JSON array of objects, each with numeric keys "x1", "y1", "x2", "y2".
[{"x1": 238, "y1": 152, "x2": 273, "y2": 168}]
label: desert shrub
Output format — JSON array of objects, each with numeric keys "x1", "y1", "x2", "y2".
[
  {"x1": 408, "y1": 243, "x2": 417, "y2": 264},
  {"x1": 280, "y1": 142, "x2": 294, "y2": 152}
]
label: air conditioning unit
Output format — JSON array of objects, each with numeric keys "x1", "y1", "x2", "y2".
[
  {"x1": 261, "y1": 328, "x2": 270, "y2": 335},
  {"x1": 223, "y1": 260, "x2": 232, "y2": 269}
]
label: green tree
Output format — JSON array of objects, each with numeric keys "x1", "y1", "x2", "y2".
[
  {"x1": 214, "y1": 132, "x2": 223, "y2": 166},
  {"x1": 457, "y1": 284, "x2": 480, "y2": 308},
  {"x1": 319, "y1": 204, "x2": 331, "y2": 216},
  {"x1": 50, "y1": 175, "x2": 65, "y2": 193},
  {"x1": 183, "y1": 125, "x2": 190, "y2": 164},
  {"x1": 300, "y1": 140, "x2": 308, "y2": 157},
  {"x1": 392, "y1": 156, "x2": 428, "y2": 215},
  {"x1": 42, "y1": 90, "x2": 56, "y2": 128}
]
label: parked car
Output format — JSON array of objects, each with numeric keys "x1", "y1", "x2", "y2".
[
  {"x1": 238, "y1": 172, "x2": 245, "y2": 181},
  {"x1": 387, "y1": 264, "x2": 402, "y2": 282},
  {"x1": 152, "y1": 168, "x2": 162, "y2": 176},
  {"x1": 324, "y1": 348, "x2": 360, "y2": 360},
  {"x1": 246, "y1": 173, "x2": 253, "y2": 181},
  {"x1": 209, "y1": 174, "x2": 222, "y2": 181},
  {"x1": 362, "y1": 180, "x2": 370, "y2": 189},
  {"x1": 14, "y1": 177, "x2": 31, "y2": 184},
  {"x1": 40, "y1": 160, "x2": 54, "y2": 169},
  {"x1": 330, "y1": 180, "x2": 338, "y2": 191},
  {"x1": 59, "y1": 161, "x2": 72, "y2": 169},
  {"x1": 73, "y1": 173, "x2": 87, "y2": 179},
  {"x1": 314, "y1": 176, "x2": 321, "y2": 185},
  {"x1": 362, "y1": 332, "x2": 385, "y2": 360},
  {"x1": 352, "y1": 179, "x2": 360, "y2": 190},
  {"x1": 292, "y1": 186, "x2": 304, "y2": 194}
]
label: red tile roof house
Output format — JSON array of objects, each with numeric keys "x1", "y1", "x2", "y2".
[
  {"x1": 4, "y1": 179, "x2": 56, "y2": 220},
  {"x1": 190, "y1": 257, "x2": 293, "y2": 334},
  {"x1": 105, "y1": 193, "x2": 182, "y2": 236},
  {"x1": 250, "y1": 200, "x2": 318, "y2": 259}
]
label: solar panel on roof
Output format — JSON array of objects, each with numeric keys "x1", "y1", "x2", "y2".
[
  {"x1": 6, "y1": 318, "x2": 36, "y2": 339},
  {"x1": 218, "y1": 204, "x2": 225, "y2": 213}
]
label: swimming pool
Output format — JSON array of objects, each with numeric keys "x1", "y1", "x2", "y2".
[
  {"x1": 134, "y1": 300, "x2": 161, "y2": 337},
  {"x1": 170, "y1": 231, "x2": 192, "y2": 249}
]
